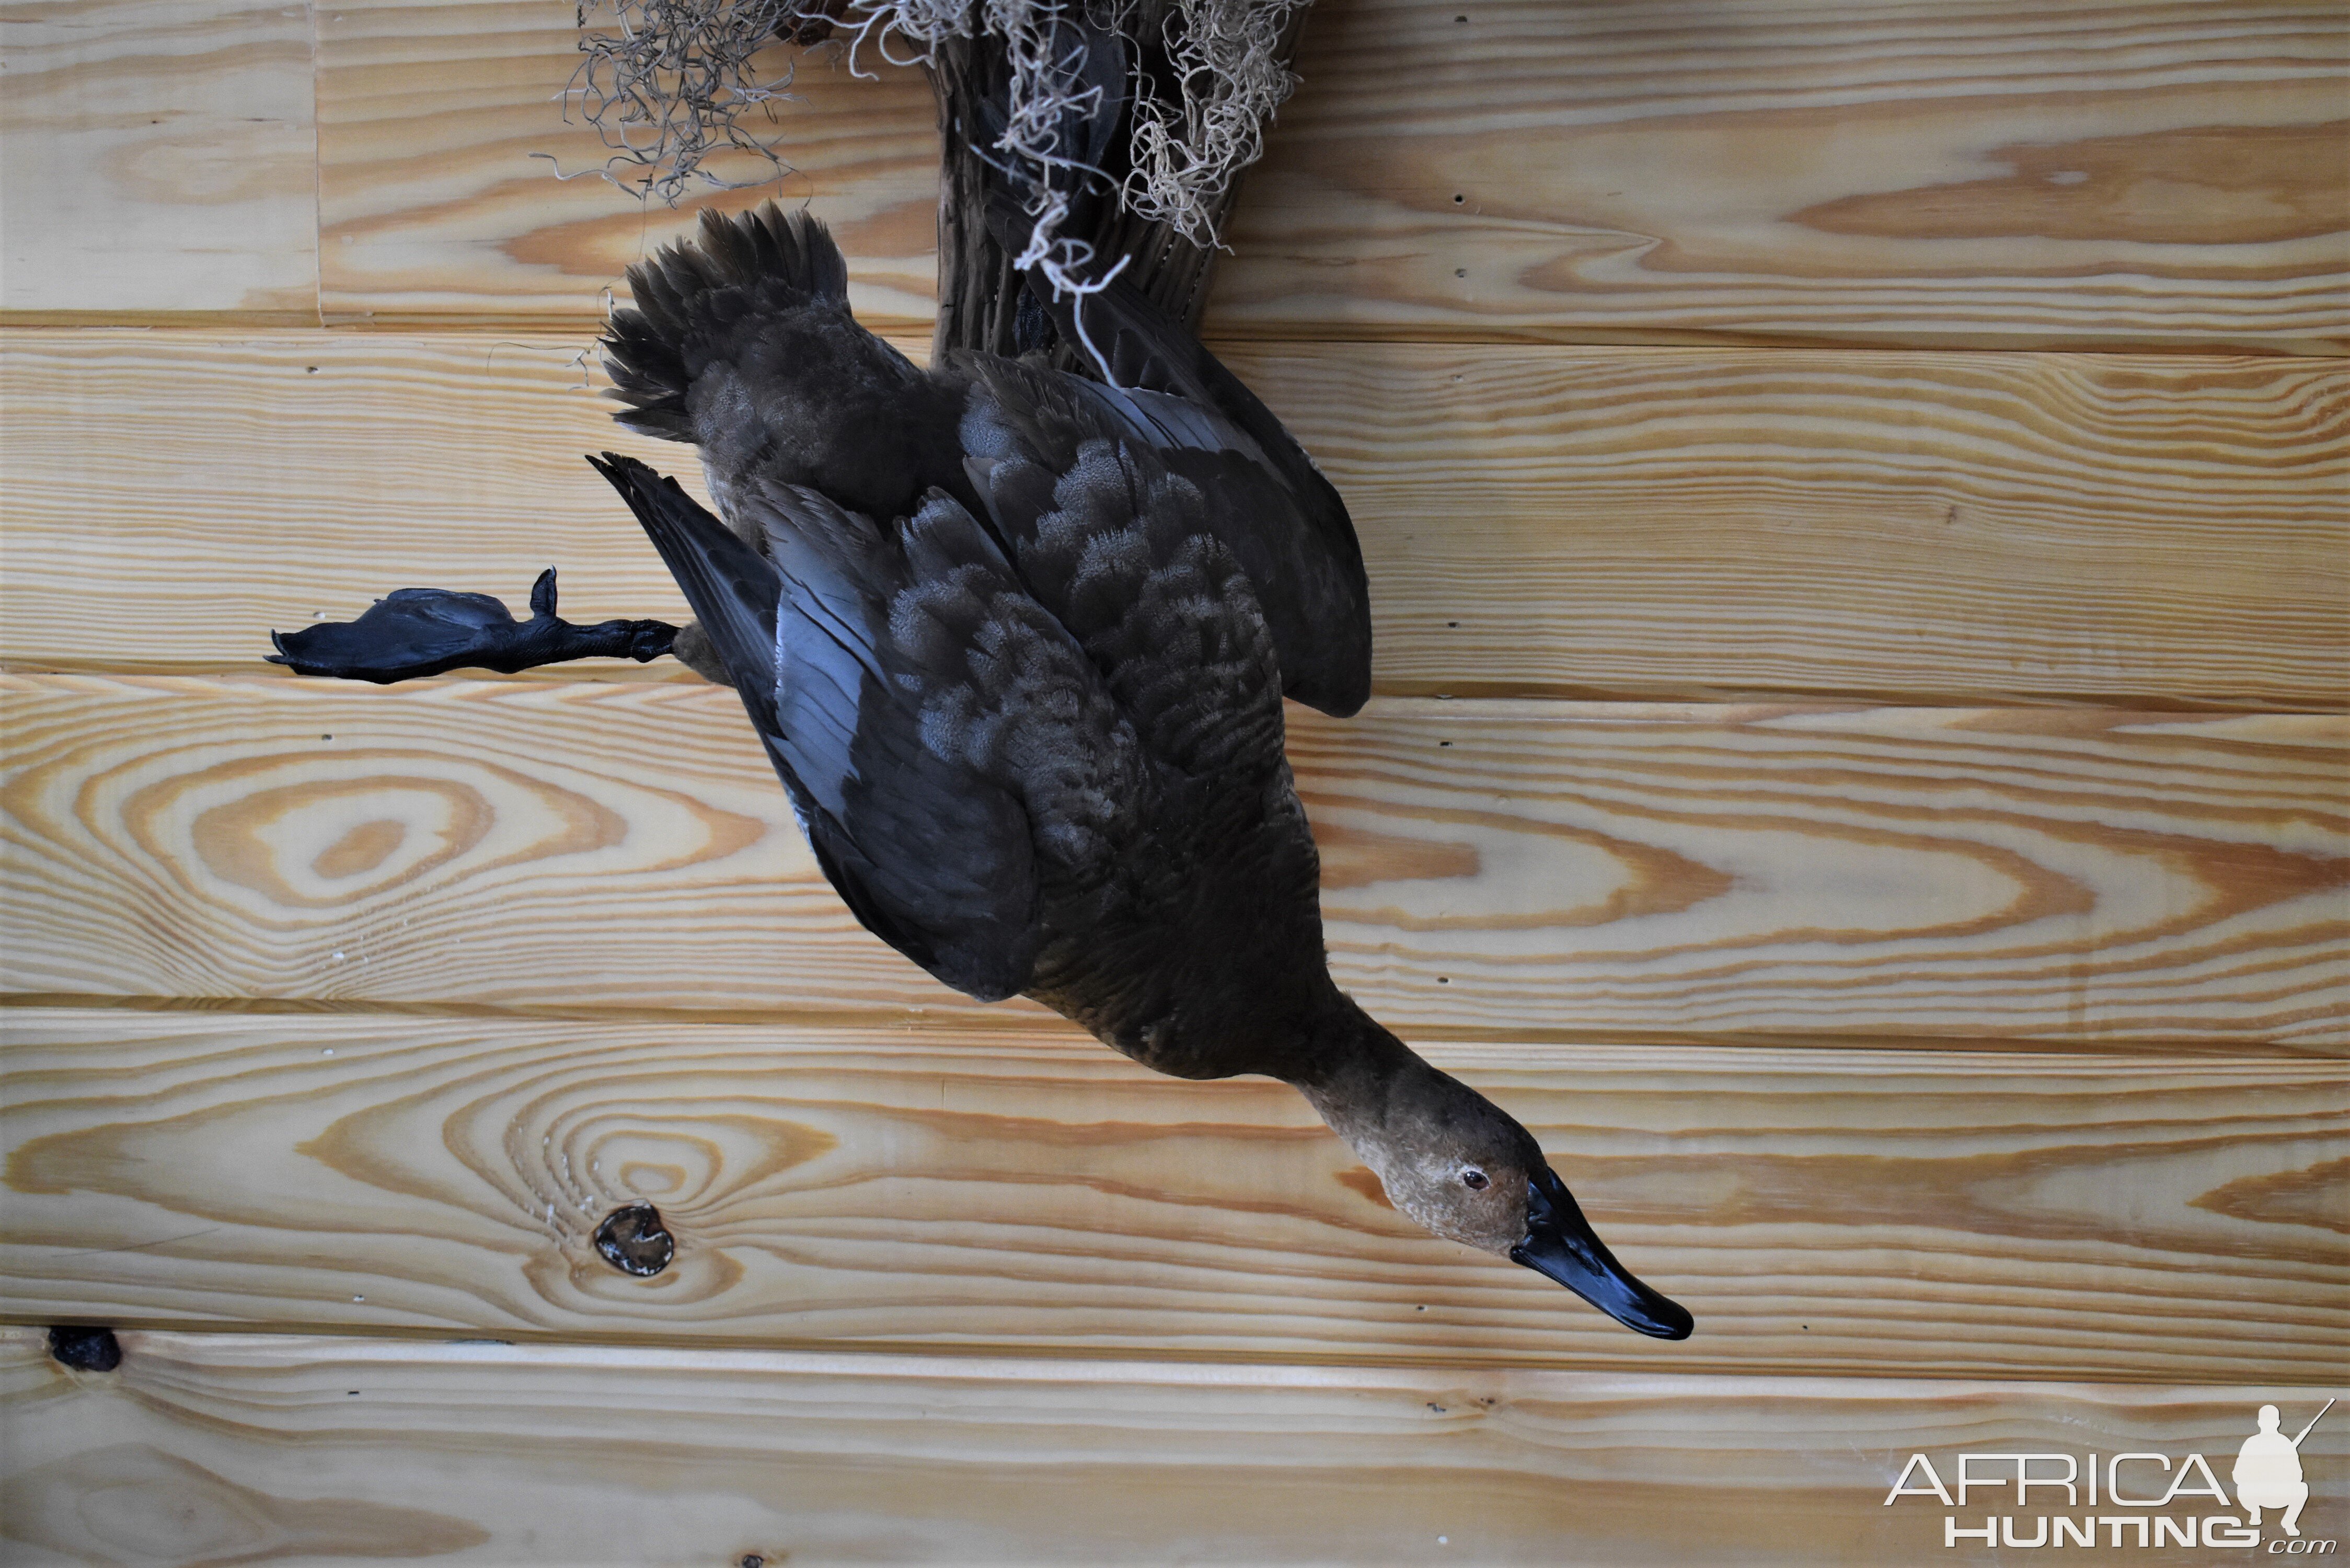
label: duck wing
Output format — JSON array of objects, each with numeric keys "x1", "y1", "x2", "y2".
[
  {"x1": 958, "y1": 383, "x2": 1289, "y2": 787},
  {"x1": 590, "y1": 453, "x2": 1144, "y2": 1003},
  {"x1": 957, "y1": 349, "x2": 1368, "y2": 720}
]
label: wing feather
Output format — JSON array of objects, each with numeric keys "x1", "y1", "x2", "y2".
[
  {"x1": 955, "y1": 408, "x2": 1287, "y2": 781},
  {"x1": 594, "y1": 453, "x2": 1148, "y2": 1002},
  {"x1": 958, "y1": 354, "x2": 1369, "y2": 716}
]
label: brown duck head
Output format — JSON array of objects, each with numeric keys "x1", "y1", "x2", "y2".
[{"x1": 1296, "y1": 1015, "x2": 1692, "y2": 1341}]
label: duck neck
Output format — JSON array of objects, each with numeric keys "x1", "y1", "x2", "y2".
[{"x1": 1283, "y1": 994, "x2": 1468, "y2": 1177}]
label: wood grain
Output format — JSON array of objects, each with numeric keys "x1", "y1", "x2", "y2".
[
  {"x1": 314, "y1": 0, "x2": 941, "y2": 325},
  {"x1": 0, "y1": 0, "x2": 318, "y2": 319},
  {"x1": 1223, "y1": 0, "x2": 2350, "y2": 351},
  {"x1": 3, "y1": 1330, "x2": 2343, "y2": 1566},
  {"x1": 4, "y1": 330, "x2": 2342, "y2": 709},
  {"x1": 307, "y1": 0, "x2": 2350, "y2": 347},
  {"x1": 3, "y1": 1011, "x2": 2343, "y2": 1380},
  {"x1": 9, "y1": 1, "x2": 2344, "y2": 1536},
  {"x1": 3, "y1": 676, "x2": 2343, "y2": 1043},
  {"x1": 11, "y1": 0, "x2": 2342, "y2": 344}
]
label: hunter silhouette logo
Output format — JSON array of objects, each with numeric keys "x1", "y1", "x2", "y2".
[
  {"x1": 2238, "y1": 1401, "x2": 2330, "y2": 1538},
  {"x1": 1884, "y1": 1400, "x2": 2334, "y2": 1551}
]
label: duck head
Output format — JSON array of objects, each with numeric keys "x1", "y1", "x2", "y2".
[{"x1": 1296, "y1": 1021, "x2": 1693, "y2": 1341}]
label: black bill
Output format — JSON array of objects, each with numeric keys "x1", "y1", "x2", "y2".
[{"x1": 1510, "y1": 1165, "x2": 1694, "y2": 1340}]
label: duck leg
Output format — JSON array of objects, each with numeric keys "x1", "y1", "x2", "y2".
[{"x1": 267, "y1": 568, "x2": 677, "y2": 684}]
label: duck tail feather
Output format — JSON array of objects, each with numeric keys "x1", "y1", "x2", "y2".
[
  {"x1": 599, "y1": 204, "x2": 849, "y2": 443},
  {"x1": 586, "y1": 454, "x2": 781, "y2": 722}
]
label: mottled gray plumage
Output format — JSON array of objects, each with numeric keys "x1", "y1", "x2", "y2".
[
  {"x1": 593, "y1": 208, "x2": 1691, "y2": 1341},
  {"x1": 600, "y1": 202, "x2": 1346, "y2": 1044},
  {"x1": 602, "y1": 201, "x2": 1369, "y2": 718}
]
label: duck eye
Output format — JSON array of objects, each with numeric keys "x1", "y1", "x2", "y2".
[{"x1": 1461, "y1": 1168, "x2": 1490, "y2": 1191}]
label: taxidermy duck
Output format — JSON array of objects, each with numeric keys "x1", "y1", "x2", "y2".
[{"x1": 270, "y1": 10, "x2": 1691, "y2": 1340}]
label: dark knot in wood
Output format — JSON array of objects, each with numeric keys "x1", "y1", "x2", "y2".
[
  {"x1": 593, "y1": 1204, "x2": 676, "y2": 1277},
  {"x1": 48, "y1": 1325, "x2": 122, "y2": 1371}
]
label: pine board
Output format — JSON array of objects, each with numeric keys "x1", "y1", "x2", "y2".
[
  {"x1": 314, "y1": 0, "x2": 941, "y2": 325},
  {"x1": 2, "y1": 1331, "x2": 2342, "y2": 1566},
  {"x1": 1226, "y1": 0, "x2": 2350, "y2": 351},
  {"x1": 9, "y1": 677, "x2": 2341, "y2": 1044},
  {"x1": 3, "y1": 1011, "x2": 2344, "y2": 1381},
  {"x1": 307, "y1": 0, "x2": 2350, "y2": 348},
  {"x1": 0, "y1": 0, "x2": 318, "y2": 318},
  {"x1": 7, "y1": 2, "x2": 2345, "y2": 1550},
  {"x1": 3, "y1": 678, "x2": 2344, "y2": 1043},
  {"x1": 4, "y1": 331, "x2": 2342, "y2": 710},
  {"x1": 12, "y1": 0, "x2": 2344, "y2": 345}
]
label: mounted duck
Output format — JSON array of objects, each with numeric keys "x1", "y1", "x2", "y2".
[
  {"x1": 269, "y1": 14, "x2": 1691, "y2": 1340},
  {"x1": 590, "y1": 202, "x2": 1685, "y2": 1338}
]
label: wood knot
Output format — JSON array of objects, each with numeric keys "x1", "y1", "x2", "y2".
[
  {"x1": 594, "y1": 1203, "x2": 675, "y2": 1277},
  {"x1": 48, "y1": 1325, "x2": 121, "y2": 1372}
]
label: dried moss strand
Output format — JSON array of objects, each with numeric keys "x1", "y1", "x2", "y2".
[
  {"x1": 565, "y1": 0, "x2": 1309, "y2": 262},
  {"x1": 563, "y1": 0, "x2": 812, "y2": 202}
]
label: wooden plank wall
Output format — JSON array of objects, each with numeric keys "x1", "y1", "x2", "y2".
[{"x1": 3, "y1": 0, "x2": 2344, "y2": 1562}]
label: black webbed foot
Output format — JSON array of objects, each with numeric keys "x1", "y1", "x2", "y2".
[{"x1": 267, "y1": 569, "x2": 678, "y2": 684}]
